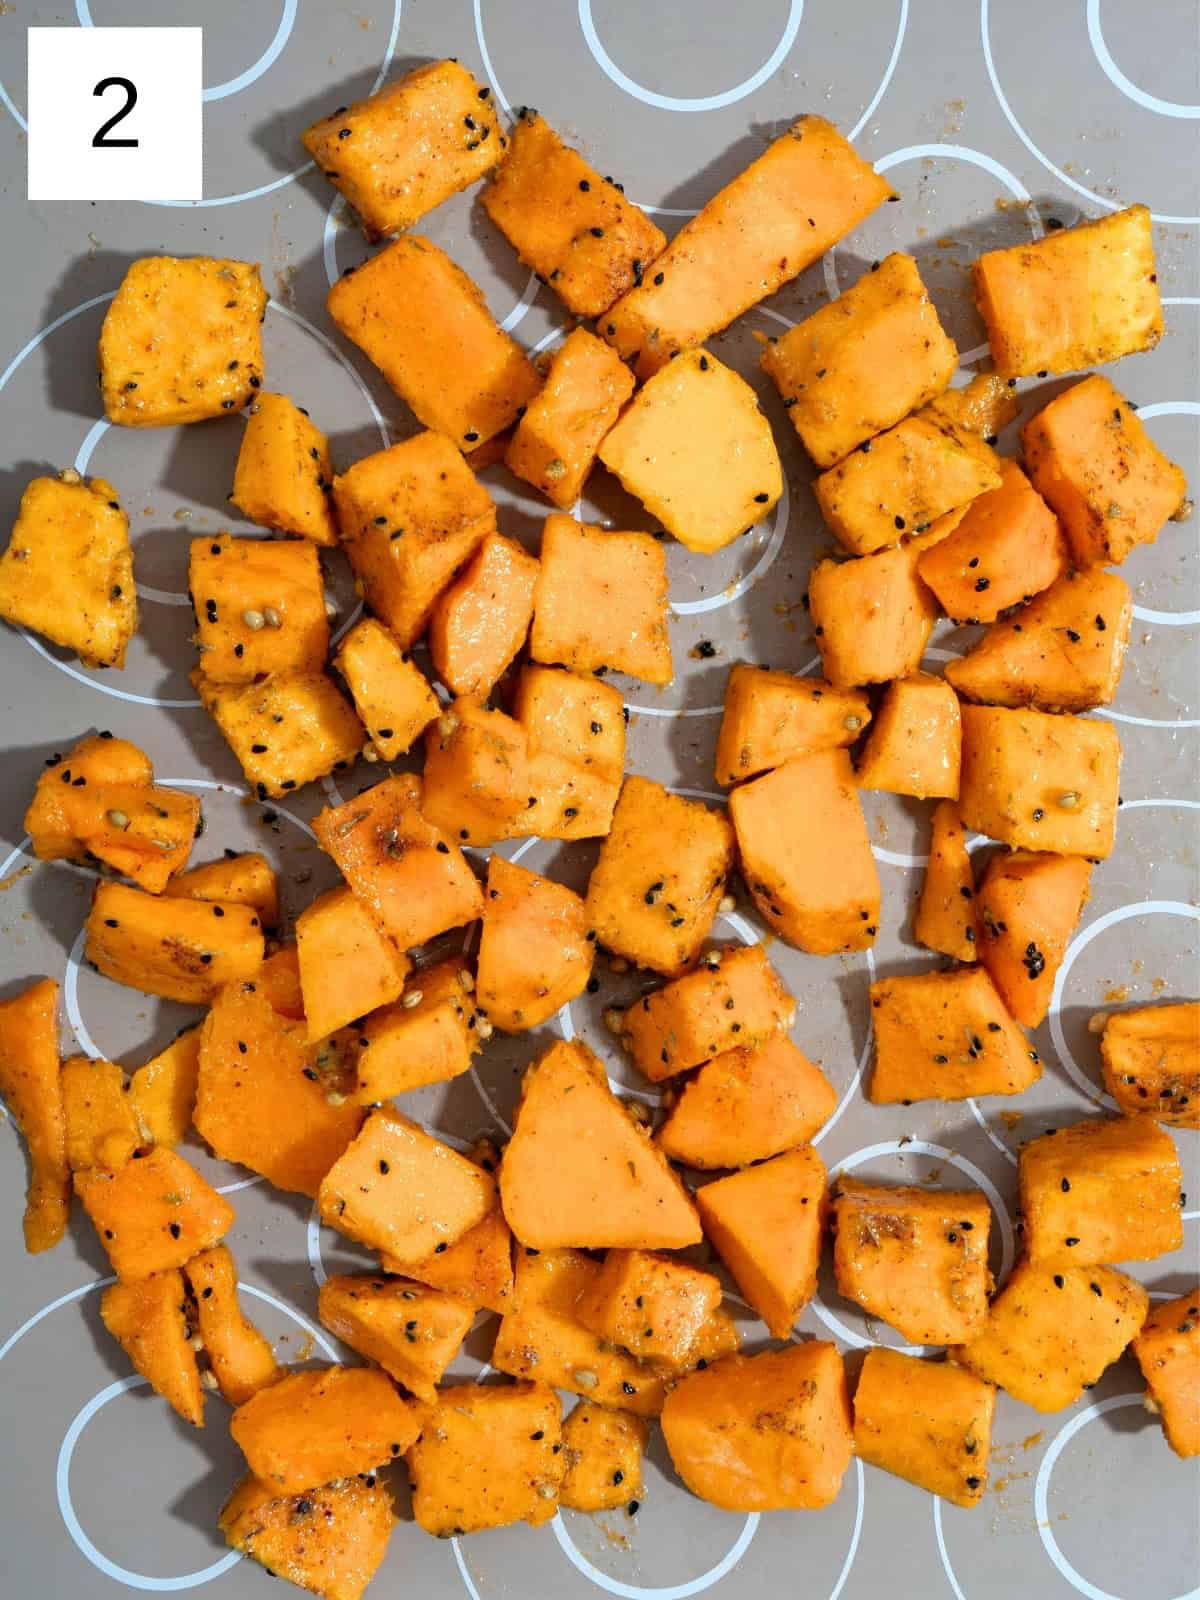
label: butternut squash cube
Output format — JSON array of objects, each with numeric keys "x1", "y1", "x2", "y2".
[
  {"x1": 868, "y1": 966, "x2": 1038, "y2": 1103},
  {"x1": 333, "y1": 618, "x2": 439, "y2": 761},
  {"x1": 1018, "y1": 1115, "x2": 1184, "y2": 1268},
  {"x1": 421, "y1": 699, "x2": 530, "y2": 847},
  {"x1": 512, "y1": 664, "x2": 625, "y2": 840},
  {"x1": 185, "y1": 1246, "x2": 280, "y2": 1405},
  {"x1": 598, "y1": 348, "x2": 783, "y2": 555},
  {"x1": 427, "y1": 532, "x2": 538, "y2": 700},
  {"x1": 584, "y1": 776, "x2": 732, "y2": 976},
  {"x1": 0, "y1": 474, "x2": 136, "y2": 667},
  {"x1": 188, "y1": 534, "x2": 327, "y2": 684},
  {"x1": 318, "y1": 1274, "x2": 474, "y2": 1403},
  {"x1": 477, "y1": 855, "x2": 592, "y2": 1032},
  {"x1": 729, "y1": 750, "x2": 879, "y2": 955},
  {"x1": 77, "y1": 1147, "x2": 234, "y2": 1282},
  {"x1": 61, "y1": 1055, "x2": 139, "y2": 1172},
  {"x1": 220, "y1": 1472, "x2": 396, "y2": 1600},
  {"x1": 715, "y1": 666, "x2": 871, "y2": 786},
  {"x1": 303, "y1": 59, "x2": 503, "y2": 239},
  {"x1": 127, "y1": 1028, "x2": 201, "y2": 1150},
  {"x1": 560, "y1": 1404, "x2": 647, "y2": 1512},
  {"x1": 100, "y1": 256, "x2": 266, "y2": 426},
  {"x1": 575, "y1": 1250, "x2": 723, "y2": 1370},
  {"x1": 230, "y1": 393, "x2": 338, "y2": 546},
  {"x1": 86, "y1": 882, "x2": 263, "y2": 1003},
  {"x1": 506, "y1": 328, "x2": 635, "y2": 506},
  {"x1": 915, "y1": 802, "x2": 979, "y2": 963},
  {"x1": 809, "y1": 527, "x2": 945, "y2": 688},
  {"x1": 854, "y1": 672, "x2": 962, "y2": 800},
  {"x1": 853, "y1": 1348, "x2": 995, "y2": 1507},
  {"x1": 763, "y1": 252, "x2": 957, "y2": 468},
  {"x1": 100, "y1": 1270, "x2": 203, "y2": 1426},
  {"x1": 164, "y1": 852, "x2": 279, "y2": 930},
  {"x1": 0, "y1": 978, "x2": 69, "y2": 1252},
  {"x1": 327, "y1": 236, "x2": 541, "y2": 448},
  {"x1": 1101, "y1": 1003, "x2": 1199, "y2": 1129},
  {"x1": 1132, "y1": 1291, "x2": 1200, "y2": 1458},
  {"x1": 975, "y1": 851, "x2": 1091, "y2": 1027},
  {"x1": 195, "y1": 670, "x2": 365, "y2": 800},
  {"x1": 355, "y1": 957, "x2": 479, "y2": 1101},
  {"x1": 296, "y1": 886, "x2": 410, "y2": 1042},
  {"x1": 1023, "y1": 375, "x2": 1188, "y2": 567},
  {"x1": 926, "y1": 374, "x2": 1019, "y2": 440},
  {"x1": 381, "y1": 1139, "x2": 514, "y2": 1315}
]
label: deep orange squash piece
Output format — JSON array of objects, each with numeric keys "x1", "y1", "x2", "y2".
[
  {"x1": 854, "y1": 672, "x2": 961, "y2": 800},
  {"x1": 333, "y1": 617, "x2": 439, "y2": 762},
  {"x1": 318, "y1": 1274, "x2": 474, "y2": 1402},
  {"x1": 61, "y1": 1054, "x2": 139, "y2": 1172},
  {"x1": 0, "y1": 978, "x2": 69, "y2": 1252},
  {"x1": 975, "y1": 850, "x2": 1091, "y2": 1027},
  {"x1": 914, "y1": 801, "x2": 978, "y2": 962},
  {"x1": 381, "y1": 1140, "x2": 514, "y2": 1315},
  {"x1": 76, "y1": 1147, "x2": 234, "y2": 1282},
  {"x1": 477, "y1": 855, "x2": 592, "y2": 1032},
  {"x1": 560, "y1": 1404, "x2": 648, "y2": 1512},
  {"x1": 100, "y1": 1269, "x2": 204, "y2": 1426},
  {"x1": 220, "y1": 1473, "x2": 396, "y2": 1600},
  {"x1": 229, "y1": 392, "x2": 338, "y2": 546},
  {"x1": 194, "y1": 671, "x2": 365, "y2": 800},
  {"x1": 355, "y1": 957, "x2": 479, "y2": 1101},
  {"x1": 512, "y1": 663, "x2": 626, "y2": 840},
  {"x1": 296, "y1": 886, "x2": 410, "y2": 1042},
  {"x1": 715, "y1": 666, "x2": 871, "y2": 787},
  {"x1": 1132, "y1": 1291, "x2": 1200, "y2": 1458},
  {"x1": 575, "y1": 1250, "x2": 723, "y2": 1371},
  {"x1": 185, "y1": 1246, "x2": 280, "y2": 1405},
  {"x1": 427, "y1": 532, "x2": 539, "y2": 701},
  {"x1": 853, "y1": 1348, "x2": 995, "y2": 1507},
  {"x1": 868, "y1": 966, "x2": 1037, "y2": 1103},
  {"x1": 421, "y1": 699, "x2": 530, "y2": 847},
  {"x1": 188, "y1": 533, "x2": 329, "y2": 685},
  {"x1": 164, "y1": 852, "x2": 279, "y2": 929},
  {"x1": 1100, "y1": 1003, "x2": 1199, "y2": 1129},
  {"x1": 506, "y1": 328, "x2": 635, "y2": 507},
  {"x1": 127, "y1": 1028, "x2": 201, "y2": 1150},
  {"x1": 809, "y1": 526, "x2": 947, "y2": 688}
]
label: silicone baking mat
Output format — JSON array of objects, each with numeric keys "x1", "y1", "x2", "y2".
[{"x1": 0, "y1": 2, "x2": 1197, "y2": 1596}]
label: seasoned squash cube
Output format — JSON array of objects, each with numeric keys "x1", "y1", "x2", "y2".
[
  {"x1": 100, "y1": 256, "x2": 266, "y2": 426},
  {"x1": 184, "y1": 1246, "x2": 280, "y2": 1406},
  {"x1": 506, "y1": 328, "x2": 635, "y2": 506},
  {"x1": 355, "y1": 957, "x2": 479, "y2": 1101},
  {"x1": 603, "y1": 116, "x2": 891, "y2": 379},
  {"x1": 1132, "y1": 1291, "x2": 1200, "y2": 1458},
  {"x1": 926, "y1": 373, "x2": 1019, "y2": 440},
  {"x1": 854, "y1": 672, "x2": 961, "y2": 800},
  {"x1": 230, "y1": 393, "x2": 337, "y2": 545},
  {"x1": 164, "y1": 852, "x2": 279, "y2": 929},
  {"x1": 575, "y1": 1250, "x2": 723, "y2": 1370},
  {"x1": 584, "y1": 776, "x2": 732, "y2": 975},
  {"x1": 973, "y1": 204, "x2": 1162, "y2": 378},
  {"x1": 127, "y1": 1028, "x2": 201, "y2": 1150},
  {"x1": 975, "y1": 851, "x2": 1091, "y2": 1027},
  {"x1": 220, "y1": 1472, "x2": 396, "y2": 1600},
  {"x1": 560, "y1": 1404, "x2": 647, "y2": 1512},
  {"x1": 1023, "y1": 375, "x2": 1188, "y2": 567},
  {"x1": 86, "y1": 881, "x2": 263, "y2": 1003},
  {"x1": 258, "y1": 945, "x2": 305, "y2": 1020},
  {"x1": 318, "y1": 1274, "x2": 474, "y2": 1403},
  {"x1": 868, "y1": 966, "x2": 1037, "y2": 1103},
  {"x1": 715, "y1": 666, "x2": 871, "y2": 786},
  {"x1": 334, "y1": 618, "x2": 439, "y2": 760},
  {"x1": 303, "y1": 59, "x2": 503, "y2": 239},
  {"x1": 327, "y1": 236, "x2": 541, "y2": 448},
  {"x1": 0, "y1": 979, "x2": 70, "y2": 1253},
  {"x1": 1018, "y1": 1115, "x2": 1183, "y2": 1268},
  {"x1": 77, "y1": 1147, "x2": 233, "y2": 1282},
  {"x1": 383, "y1": 1140, "x2": 514, "y2": 1315},
  {"x1": 914, "y1": 802, "x2": 979, "y2": 963},
  {"x1": 853, "y1": 1348, "x2": 995, "y2": 1507},
  {"x1": 598, "y1": 349, "x2": 783, "y2": 555},
  {"x1": 422, "y1": 699, "x2": 530, "y2": 847},
  {"x1": 763, "y1": 253, "x2": 957, "y2": 468},
  {"x1": 809, "y1": 526, "x2": 945, "y2": 688},
  {"x1": 296, "y1": 886, "x2": 410, "y2": 1042},
  {"x1": 427, "y1": 532, "x2": 538, "y2": 700},
  {"x1": 958, "y1": 704, "x2": 1121, "y2": 858},
  {"x1": 197, "y1": 671, "x2": 364, "y2": 800},
  {"x1": 512, "y1": 664, "x2": 625, "y2": 840},
  {"x1": 188, "y1": 534, "x2": 327, "y2": 684},
  {"x1": 1101, "y1": 1003, "x2": 1199, "y2": 1129},
  {"x1": 477, "y1": 856, "x2": 592, "y2": 1032},
  {"x1": 100, "y1": 1270, "x2": 203, "y2": 1426},
  {"x1": 730, "y1": 750, "x2": 879, "y2": 955},
  {"x1": 61, "y1": 1055, "x2": 139, "y2": 1172},
  {"x1": 0, "y1": 473, "x2": 135, "y2": 667}
]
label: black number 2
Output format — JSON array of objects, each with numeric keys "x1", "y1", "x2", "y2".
[{"x1": 92, "y1": 77, "x2": 139, "y2": 148}]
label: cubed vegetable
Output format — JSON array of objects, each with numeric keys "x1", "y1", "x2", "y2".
[
  {"x1": 975, "y1": 851, "x2": 1091, "y2": 1027},
  {"x1": 808, "y1": 526, "x2": 945, "y2": 687},
  {"x1": 164, "y1": 852, "x2": 279, "y2": 929},
  {"x1": 1101, "y1": 1003, "x2": 1199, "y2": 1129},
  {"x1": 77, "y1": 1147, "x2": 233, "y2": 1282},
  {"x1": 61, "y1": 1055, "x2": 139, "y2": 1172},
  {"x1": 184, "y1": 1246, "x2": 280, "y2": 1405},
  {"x1": 477, "y1": 855, "x2": 592, "y2": 1032},
  {"x1": 334, "y1": 618, "x2": 439, "y2": 761},
  {"x1": 853, "y1": 1348, "x2": 995, "y2": 1507},
  {"x1": 220, "y1": 1473, "x2": 396, "y2": 1600},
  {"x1": 86, "y1": 882, "x2": 263, "y2": 1003},
  {"x1": 258, "y1": 945, "x2": 305, "y2": 1020},
  {"x1": 188, "y1": 534, "x2": 328, "y2": 685},
  {"x1": 100, "y1": 1270, "x2": 203, "y2": 1426},
  {"x1": 427, "y1": 532, "x2": 539, "y2": 700},
  {"x1": 512, "y1": 664, "x2": 625, "y2": 839},
  {"x1": 506, "y1": 328, "x2": 635, "y2": 506},
  {"x1": 1132, "y1": 1291, "x2": 1200, "y2": 1458},
  {"x1": 867, "y1": 966, "x2": 1038, "y2": 1103},
  {"x1": 127, "y1": 1029, "x2": 200, "y2": 1150},
  {"x1": 560, "y1": 1404, "x2": 647, "y2": 1512},
  {"x1": 715, "y1": 666, "x2": 871, "y2": 786},
  {"x1": 575, "y1": 1250, "x2": 723, "y2": 1370},
  {"x1": 854, "y1": 672, "x2": 961, "y2": 799},
  {"x1": 318, "y1": 1274, "x2": 474, "y2": 1403},
  {"x1": 926, "y1": 373, "x2": 1019, "y2": 439},
  {"x1": 296, "y1": 886, "x2": 410, "y2": 1042},
  {"x1": 230, "y1": 393, "x2": 338, "y2": 545},
  {"x1": 195, "y1": 670, "x2": 365, "y2": 799},
  {"x1": 355, "y1": 957, "x2": 479, "y2": 1101},
  {"x1": 380, "y1": 1141, "x2": 510, "y2": 1309},
  {"x1": 421, "y1": 699, "x2": 530, "y2": 847},
  {"x1": 914, "y1": 802, "x2": 979, "y2": 962}
]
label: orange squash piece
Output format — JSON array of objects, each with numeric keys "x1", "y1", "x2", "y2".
[
  {"x1": 927, "y1": 374, "x2": 1019, "y2": 439},
  {"x1": 477, "y1": 855, "x2": 592, "y2": 1032},
  {"x1": 381, "y1": 1140, "x2": 514, "y2": 1315},
  {"x1": 506, "y1": 328, "x2": 635, "y2": 507},
  {"x1": 854, "y1": 672, "x2": 961, "y2": 799},
  {"x1": 355, "y1": 957, "x2": 479, "y2": 1101},
  {"x1": 296, "y1": 886, "x2": 410, "y2": 1042},
  {"x1": 164, "y1": 852, "x2": 279, "y2": 930},
  {"x1": 808, "y1": 525, "x2": 947, "y2": 687},
  {"x1": 853, "y1": 1348, "x2": 995, "y2": 1507},
  {"x1": 333, "y1": 618, "x2": 439, "y2": 762},
  {"x1": 1132, "y1": 1291, "x2": 1200, "y2": 1458},
  {"x1": 100, "y1": 1270, "x2": 204, "y2": 1426},
  {"x1": 914, "y1": 801, "x2": 979, "y2": 962},
  {"x1": 512, "y1": 664, "x2": 626, "y2": 840},
  {"x1": 85, "y1": 882, "x2": 264, "y2": 1004},
  {"x1": 427, "y1": 532, "x2": 538, "y2": 701},
  {"x1": 421, "y1": 699, "x2": 530, "y2": 847},
  {"x1": 61, "y1": 1055, "x2": 139, "y2": 1172},
  {"x1": 715, "y1": 666, "x2": 871, "y2": 786},
  {"x1": 975, "y1": 850, "x2": 1091, "y2": 1027},
  {"x1": 195, "y1": 670, "x2": 365, "y2": 800},
  {"x1": 0, "y1": 979, "x2": 70, "y2": 1252},
  {"x1": 318, "y1": 1274, "x2": 474, "y2": 1403},
  {"x1": 188, "y1": 534, "x2": 329, "y2": 685},
  {"x1": 230, "y1": 392, "x2": 338, "y2": 546},
  {"x1": 560, "y1": 1404, "x2": 648, "y2": 1512},
  {"x1": 868, "y1": 966, "x2": 1037, "y2": 1103},
  {"x1": 127, "y1": 1028, "x2": 201, "y2": 1150},
  {"x1": 258, "y1": 945, "x2": 305, "y2": 1021},
  {"x1": 220, "y1": 1473, "x2": 396, "y2": 1600},
  {"x1": 1101, "y1": 1003, "x2": 1199, "y2": 1129},
  {"x1": 575, "y1": 1250, "x2": 723, "y2": 1371},
  {"x1": 185, "y1": 1246, "x2": 280, "y2": 1405},
  {"x1": 77, "y1": 1147, "x2": 233, "y2": 1282}
]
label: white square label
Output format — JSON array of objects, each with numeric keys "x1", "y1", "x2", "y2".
[{"x1": 27, "y1": 27, "x2": 202, "y2": 202}]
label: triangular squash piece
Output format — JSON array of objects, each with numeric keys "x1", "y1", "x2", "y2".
[
  {"x1": 128, "y1": 1028, "x2": 201, "y2": 1150},
  {"x1": 0, "y1": 978, "x2": 70, "y2": 1252},
  {"x1": 100, "y1": 1268, "x2": 204, "y2": 1425},
  {"x1": 380, "y1": 1139, "x2": 514, "y2": 1314},
  {"x1": 318, "y1": 1274, "x2": 474, "y2": 1402},
  {"x1": 219, "y1": 1473, "x2": 396, "y2": 1600},
  {"x1": 914, "y1": 800, "x2": 978, "y2": 962},
  {"x1": 976, "y1": 851, "x2": 1092, "y2": 1027}
]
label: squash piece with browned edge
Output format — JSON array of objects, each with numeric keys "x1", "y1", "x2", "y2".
[
  {"x1": 599, "y1": 349, "x2": 783, "y2": 555},
  {"x1": 832, "y1": 1180, "x2": 993, "y2": 1345},
  {"x1": 356, "y1": 957, "x2": 479, "y2": 1101},
  {"x1": 195, "y1": 671, "x2": 365, "y2": 800},
  {"x1": 128, "y1": 1029, "x2": 201, "y2": 1150},
  {"x1": 730, "y1": 750, "x2": 879, "y2": 956},
  {"x1": 100, "y1": 1270, "x2": 203, "y2": 1426},
  {"x1": 313, "y1": 773, "x2": 484, "y2": 949},
  {"x1": 195, "y1": 980, "x2": 363, "y2": 1197},
  {"x1": 809, "y1": 525, "x2": 947, "y2": 688},
  {"x1": 428, "y1": 532, "x2": 539, "y2": 700},
  {"x1": 164, "y1": 853, "x2": 279, "y2": 929},
  {"x1": 477, "y1": 856, "x2": 592, "y2": 1032},
  {"x1": 1101, "y1": 1003, "x2": 1199, "y2": 1129},
  {"x1": 506, "y1": 328, "x2": 635, "y2": 507},
  {"x1": 1132, "y1": 1291, "x2": 1200, "y2": 1458},
  {"x1": 185, "y1": 1246, "x2": 280, "y2": 1405},
  {"x1": 230, "y1": 393, "x2": 338, "y2": 546},
  {"x1": 715, "y1": 666, "x2": 871, "y2": 787},
  {"x1": 513, "y1": 664, "x2": 626, "y2": 840},
  {"x1": 220, "y1": 1473, "x2": 396, "y2": 1600},
  {"x1": 381, "y1": 1140, "x2": 514, "y2": 1314},
  {"x1": 0, "y1": 474, "x2": 136, "y2": 668},
  {"x1": 296, "y1": 886, "x2": 410, "y2": 1042},
  {"x1": 576, "y1": 1250, "x2": 723, "y2": 1371},
  {"x1": 189, "y1": 534, "x2": 329, "y2": 685},
  {"x1": 77, "y1": 1147, "x2": 233, "y2": 1282},
  {"x1": 532, "y1": 514, "x2": 672, "y2": 686},
  {"x1": 319, "y1": 1274, "x2": 473, "y2": 1403},
  {"x1": 86, "y1": 882, "x2": 263, "y2": 1004},
  {"x1": 328, "y1": 236, "x2": 541, "y2": 449},
  {"x1": 926, "y1": 375, "x2": 1018, "y2": 440},
  {"x1": 946, "y1": 567, "x2": 1133, "y2": 713},
  {"x1": 959, "y1": 704, "x2": 1121, "y2": 859},
  {"x1": 502, "y1": 1039, "x2": 701, "y2": 1251},
  {"x1": 422, "y1": 699, "x2": 530, "y2": 847},
  {"x1": 560, "y1": 1404, "x2": 647, "y2": 1512},
  {"x1": 61, "y1": 1055, "x2": 139, "y2": 1172},
  {"x1": 1023, "y1": 375, "x2": 1188, "y2": 567},
  {"x1": 0, "y1": 979, "x2": 70, "y2": 1252},
  {"x1": 975, "y1": 851, "x2": 1091, "y2": 1027},
  {"x1": 868, "y1": 966, "x2": 1037, "y2": 1103},
  {"x1": 952, "y1": 1261, "x2": 1148, "y2": 1412},
  {"x1": 1018, "y1": 1115, "x2": 1183, "y2": 1268},
  {"x1": 853, "y1": 1348, "x2": 995, "y2": 1506},
  {"x1": 855, "y1": 672, "x2": 961, "y2": 800},
  {"x1": 915, "y1": 802, "x2": 978, "y2": 962},
  {"x1": 662, "y1": 1343, "x2": 853, "y2": 1511},
  {"x1": 333, "y1": 618, "x2": 438, "y2": 762},
  {"x1": 657, "y1": 1034, "x2": 837, "y2": 1170}
]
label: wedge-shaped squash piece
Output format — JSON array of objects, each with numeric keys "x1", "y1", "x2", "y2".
[
  {"x1": 296, "y1": 886, "x2": 410, "y2": 1043},
  {"x1": 0, "y1": 474, "x2": 136, "y2": 667},
  {"x1": 868, "y1": 966, "x2": 1037, "y2": 1103},
  {"x1": 506, "y1": 328, "x2": 635, "y2": 507},
  {"x1": 1018, "y1": 1115, "x2": 1183, "y2": 1268},
  {"x1": 195, "y1": 981, "x2": 363, "y2": 1197},
  {"x1": 598, "y1": 349, "x2": 783, "y2": 555},
  {"x1": 603, "y1": 116, "x2": 891, "y2": 379},
  {"x1": 355, "y1": 957, "x2": 479, "y2": 1101},
  {"x1": 259, "y1": 945, "x2": 305, "y2": 1020},
  {"x1": 947, "y1": 567, "x2": 1133, "y2": 713},
  {"x1": 809, "y1": 526, "x2": 946, "y2": 688},
  {"x1": 407, "y1": 1381, "x2": 564, "y2": 1535},
  {"x1": 100, "y1": 1270, "x2": 203, "y2": 1426},
  {"x1": 77, "y1": 1147, "x2": 233, "y2": 1282},
  {"x1": 1132, "y1": 1290, "x2": 1200, "y2": 1458},
  {"x1": 662, "y1": 1343, "x2": 853, "y2": 1511},
  {"x1": 926, "y1": 374, "x2": 1019, "y2": 440},
  {"x1": 513, "y1": 664, "x2": 625, "y2": 840},
  {"x1": 381, "y1": 1139, "x2": 514, "y2": 1314},
  {"x1": 164, "y1": 852, "x2": 279, "y2": 929},
  {"x1": 621, "y1": 944, "x2": 794, "y2": 1082},
  {"x1": 532, "y1": 514, "x2": 672, "y2": 686},
  {"x1": 730, "y1": 750, "x2": 879, "y2": 955},
  {"x1": 327, "y1": 236, "x2": 541, "y2": 448},
  {"x1": 482, "y1": 111, "x2": 666, "y2": 318},
  {"x1": 318, "y1": 1274, "x2": 474, "y2": 1403},
  {"x1": 220, "y1": 1473, "x2": 396, "y2": 1600},
  {"x1": 333, "y1": 618, "x2": 438, "y2": 763},
  {"x1": 185, "y1": 1246, "x2": 280, "y2": 1405},
  {"x1": 318, "y1": 1108, "x2": 495, "y2": 1265},
  {"x1": 491, "y1": 1247, "x2": 666, "y2": 1415},
  {"x1": 61, "y1": 1055, "x2": 139, "y2": 1172},
  {"x1": 128, "y1": 1028, "x2": 201, "y2": 1150},
  {"x1": 952, "y1": 1261, "x2": 1148, "y2": 1412},
  {"x1": 230, "y1": 393, "x2": 338, "y2": 546},
  {"x1": 100, "y1": 257, "x2": 266, "y2": 426},
  {"x1": 585, "y1": 777, "x2": 731, "y2": 976},
  {"x1": 196, "y1": 671, "x2": 365, "y2": 801},
  {"x1": 715, "y1": 666, "x2": 870, "y2": 787},
  {"x1": 764, "y1": 253, "x2": 958, "y2": 468},
  {"x1": 1023, "y1": 375, "x2": 1188, "y2": 567},
  {"x1": 189, "y1": 534, "x2": 328, "y2": 685},
  {"x1": 853, "y1": 1348, "x2": 994, "y2": 1507},
  {"x1": 231, "y1": 1366, "x2": 418, "y2": 1493},
  {"x1": 915, "y1": 802, "x2": 978, "y2": 962},
  {"x1": 973, "y1": 204, "x2": 1162, "y2": 378},
  {"x1": 575, "y1": 1250, "x2": 723, "y2": 1371},
  {"x1": 313, "y1": 774, "x2": 484, "y2": 949},
  {"x1": 422, "y1": 699, "x2": 530, "y2": 847},
  {"x1": 1101, "y1": 1003, "x2": 1199, "y2": 1129},
  {"x1": 501, "y1": 1040, "x2": 701, "y2": 1250},
  {"x1": 656, "y1": 1033, "x2": 837, "y2": 1170},
  {"x1": 427, "y1": 532, "x2": 538, "y2": 700},
  {"x1": 959, "y1": 704, "x2": 1120, "y2": 859},
  {"x1": 560, "y1": 1404, "x2": 648, "y2": 1512},
  {"x1": 86, "y1": 882, "x2": 263, "y2": 1003},
  {"x1": 855, "y1": 672, "x2": 961, "y2": 800},
  {"x1": 832, "y1": 1179, "x2": 993, "y2": 1344},
  {"x1": 975, "y1": 851, "x2": 1091, "y2": 1027},
  {"x1": 304, "y1": 59, "x2": 503, "y2": 239},
  {"x1": 0, "y1": 979, "x2": 69, "y2": 1252},
  {"x1": 477, "y1": 856, "x2": 591, "y2": 1032}
]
